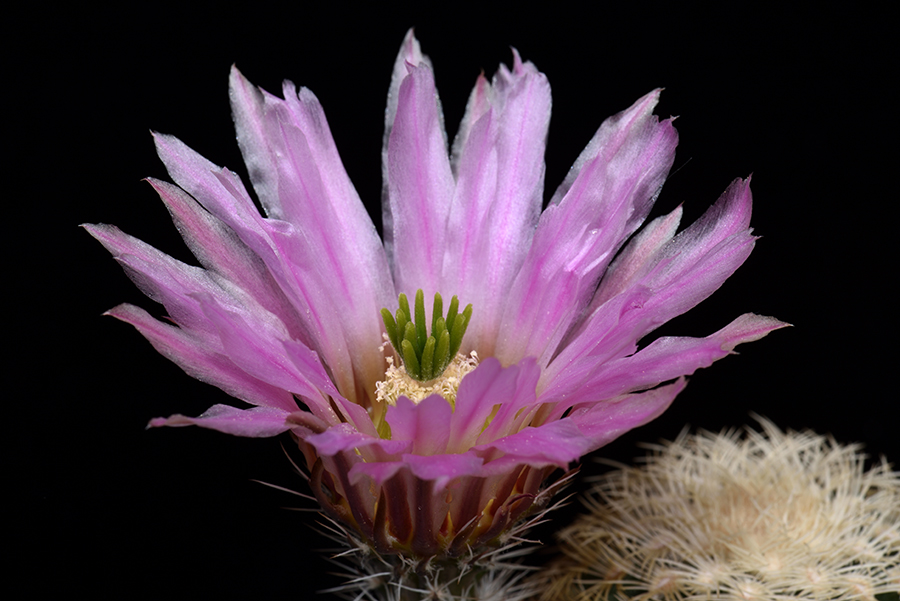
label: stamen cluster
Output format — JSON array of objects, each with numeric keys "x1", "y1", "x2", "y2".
[
  {"x1": 381, "y1": 289, "x2": 472, "y2": 381},
  {"x1": 375, "y1": 352, "x2": 479, "y2": 409}
]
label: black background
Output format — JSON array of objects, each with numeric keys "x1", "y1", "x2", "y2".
[{"x1": 12, "y1": 3, "x2": 895, "y2": 597}]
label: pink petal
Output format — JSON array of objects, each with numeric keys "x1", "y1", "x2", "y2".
[
  {"x1": 474, "y1": 357, "x2": 541, "y2": 445},
  {"x1": 347, "y1": 460, "x2": 407, "y2": 487},
  {"x1": 153, "y1": 133, "x2": 263, "y2": 237},
  {"x1": 304, "y1": 423, "x2": 409, "y2": 457},
  {"x1": 83, "y1": 222, "x2": 223, "y2": 334},
  {"x1": 544, "y1": 313, "x2": 788, "y2": 413},
  {"x1": 447, "y1": 357, "x2": 542, "y2": 454},
  {"x1": 383, "y1": 29, "x2": 433, "y2": 161},
  {"x1": 153, "y1": 134, "x2": 378, "y2": 405},
  {"x1": 591, "y1": 204, "x2": 684, "y2": 309},
  {"x1": 548, "y1": 178, "x2": 757, "y2": 383},
  {"x1": 496, "y1": 90, "x2": 678, "y2": 367},
  {"x1": 230, "y1": 67, "x2": 395, "y2": 387},
  {"x1": 473, "y1": 419, "x2": 593, "y2": 475},
  {"x1": 384, "y1": 60, "x2": 455, "y2": 302},
  {"x1": 331, "y1": 395, "x2": 380, "y2": 439},
  {"x1": 107, "y1": 303, "x2": 300, "y2": 413},
  {"x1": 539, "y1": 285, "x2": 649, "y2": 395},
  {"x1": 444, "y1": 51, "x2": 551, "y2": 356},
  {"x1": 387, "y1": 395, "x2": 452, "y2": 456},
  {"x1": 304, "y1": 423, "x2": 373, "y2": 456},
  {"x1": 194, "y1": 292, "x2": 337, "y2": 409},
  {"x1": 566, "y1": 378, "x2": 686, "y2": 450},
  {"x1": 589, "y1": 313, "x2": 788, "y2": 396},
  {"x1": 401, "y1": 453, "x2": 485, "y2": 489},
  {"x1": 379, "y1": 30, "x2": 435, "y2": 312},
  {"x1": 151, "y1": 135, "x2": 315, "y2": 337},
  {"x1": 85, "y1": 222, "x2": 348, "y2": 422},
  {"x1": 147, "y1": 179, "x2": 308, "y2": 342},
  {"x1": 149, "y1": 404, "x2": 293, "y2": 438},
  {"x1": 151, "y1": 136, "x2": 298, "y2": 304},
  {"x1": 449, "y1": 71, "x2": 491, "y2": 174}
]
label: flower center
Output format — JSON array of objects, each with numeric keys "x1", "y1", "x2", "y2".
[
  {"x1": 375, "y1": 351, "x2": 479, "y2": 409},
  {"x1": 380, "y1": 289, "x2": 473, "y2": 382}
]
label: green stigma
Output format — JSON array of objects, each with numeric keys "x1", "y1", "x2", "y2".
[{"x1": 380, "y1": 289, "x2": 473, "y2": 382}]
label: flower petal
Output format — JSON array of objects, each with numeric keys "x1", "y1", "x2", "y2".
[
  {"x1": 475, "y1": 357, "x2": 541, "y2": 445},
  {"x1": 147, "y1": 178, "x2": 308, "y2": 342},
  {"x1": 384, "y1": 60, "x2": 455, "y2": 302},
  {"x1": 444, "y1": 51, "x2": 551, "y2": 355},
  {"x1": 149, "y1": 404, "x2": 294, "y2": 438},
  {"x1": 543, "y1": 313, "x2": 788, "y2": 414},
  {"x1": 193, "y1": 292, "x2": 337, "y2": 408},
  {"x1": 639, "y1": 177, "x2": 755, "y2": 327},
  {"x1": 383, "y1": 29, "x2": 434, "y2": 160},
  {"x1": 106, "y1": 303, "x2": 300, "y2": 413},
  {"x1": 567, "y1": 378, "x2": 687, "y2": 450},
  {"x1": 402, "y1": 453, "x2": 485, "y2": 489},
  {"x1": 447, "y1": 357, "x2": 542, "y2": 454},
  {"x1": 547, "y1": 178, "x2": 757, "y2": 385},
  {"x1": 387, "y1": 395, "x2": 452, "y2": 456},
  {"x1": 347, "y1": 460, "x2": 408, "y2": 488},
  {"x1": 304, "y1": 423, "x2": 409, "y2": 458},
  {"x1": 83, "y1": 222, "x2": 227, "y2": 334},
  {"x1": 153, "y1": 134, "x2": 374, "y2": 404},
  {"x1": 153, "y1": 133, "x2": 264, "y2": 239},
  {"x1": 230, "y1": 67, "x2": 395, "y2": 395},
  {"x1": 585, "y1": 313, "x2": 788, "y2": 397},
  {"x1": 449, "y1": 72, "x2": 491, "y2": 176},
  {"x1": 591, "y1": 204, "x2": 684, "y2": 308},
  {"x1": 474, "y1": 419, "x2": 593, "y2": 475},
  {"x1": 496, "y1": 90, "x2": 677, "y2": 367},
  {"x1": 85, "y1": 220, "x2": 344, "y2": 420},
  {"x1": 331, "y1": 395, "x2": 381, "y2": 439},
  {"x1": 305, "y1": 423, "x2": 376, "y2": 456}
]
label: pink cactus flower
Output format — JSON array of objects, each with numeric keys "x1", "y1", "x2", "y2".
[{"x1": 86, "y1": 30, "x2": 785, "y2": 559}]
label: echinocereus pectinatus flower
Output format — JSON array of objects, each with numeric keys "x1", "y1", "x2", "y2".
[{"x1": 85, "y1": 29, "x2": 785, "y2": 593}]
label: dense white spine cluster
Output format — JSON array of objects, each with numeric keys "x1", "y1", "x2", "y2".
[{"x1": 534, "y1": 419, "x2": 900, "y2": 601}]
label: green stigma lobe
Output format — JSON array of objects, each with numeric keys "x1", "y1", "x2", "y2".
[
  {"x1": 414, "y1": 290, "x2": 427, "y2": 351},
  {"x1": 381, "y1": 290, "x2": 473, "y2": 381}
]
